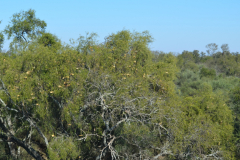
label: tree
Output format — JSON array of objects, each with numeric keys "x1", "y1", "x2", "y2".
[
  {"x1": 229, "y1": 84, "x2": 240, "y2": 158},
  {"x1": 206, "y1": 43, "x2": 218, "y2": 56},
  {"x1": 37, "y1": 32, "x2": 61, "y2": 52},
  {"x1": 180, "y1": 83, "x2": 234, "y2": 159},
  {"x1": 0, "y1": 21, "x2": 4, "y2": 51},
  {"x1": 4, "y1": 9, "x2": 46, "y2": 45},
  {"x1": 175, "y1": 69, "x2": 202, "y2": 96},
  {"x1": 193, "y1": 50, "x2": 200, "y2": 63},
  {"x1": 104, "y1": 30, "x2": 153, "y2": 67},
  {"x1": 0, "y1": 78, "x2": 47, "y2": 159},
  {"x1": 0, "y1": 31, "x2": 180, "y2": 159},
  {"x1": 0, "y1": 27, "x2": 238, "y2": 159},
  {"x1": 200, "y1": 67, "x2": 216, "y2": 79},
  {"x1": 221, "y1": 44, "x2": 229, "y2": 52},
  {"x1": 221, "y1": 44, "x2": 230, "y2": 56},
  {"x1": 176, "y1": 51, "x2": 199, "y2": 72}
]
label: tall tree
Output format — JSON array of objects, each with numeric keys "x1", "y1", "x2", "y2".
[
  {"x1": 221, "y1": 44, "x2": 229, "y2": 52},
  {"x1": 206, "y1": 43, "x2": 218, "y2": 56},
  {"x1": 0, "y1": 21, "x2": 4, "y2": 51},
  {"x1": 192, "y1": 50, "x2": 200, "y2": 63},
  {"x1": 221, "y1": 44, "x2": 230, "y2": 56},
  {"x1": 4, "y1": 9, "x2": 46, "y2": 45}
]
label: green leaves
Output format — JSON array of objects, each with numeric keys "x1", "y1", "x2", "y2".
[
  {"x1": 0, "y1": 20, "x2": 240, "y2": 158},
  {"x1": 48, "y1": 136, "x2": 79, "y2": 160},
  {"x1": 200, "y1": 67, "x2": 216, "y2": 79},
  {"x1": 37, "y1": 32, "x2": 61, "y2": 50},
  {"x1": 0, "y1": 21, "x2": 4, "y2": 52},
  {"x1": 4, "y1": 9, "x2": 46, "y2": 45}
]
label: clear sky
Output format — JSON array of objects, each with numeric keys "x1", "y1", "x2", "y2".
[{"x1": 0, "y1": 0, "x2": 239, "y2": 53}]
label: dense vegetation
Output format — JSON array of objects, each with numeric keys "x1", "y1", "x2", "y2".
[{"x1": 0, "y1": 10, "x2": 240, "y2": 160}]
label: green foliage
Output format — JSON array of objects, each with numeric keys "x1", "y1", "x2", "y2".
[
  {"x1": 179, "y1": 83, "x2": 235, "y2": 159},
  {"x1": 0, "y1": 11, "x2": 240, "y2": 159},
  {"x1": 200, "y1": 67, "x2": 216, "y2": 79},
  {"x1": 211, "y1": 77, "x2": 240, "y2": 93},
  {"x1": 48, "y1": 136, "x2": 79, "y2": 160},
  {"x1": 0, "y1": 34, "x2": 3, "y2": 51},
  {"x1": 0, "y1": 142, "x2": 10, "y2": 159},
  {"x1": 175, "y1": 69, "x2": 202, "y2": 96},
  {"x1": 193, "y1": 50, "x2": 200, "y2": 63},
  {"x1": 4, "y1": 9, "x2": 46, "y2": 45},
  {"x1": 206, "y1": 43, "x2": 218, "y2": 56},
  {"x1": 177, "y1": 50, "x2": 200, "y2": 72},
  {"x1": 73, "y1": 32, "x2": 98, "y2": 55},
  {"x1": 0, "y1": 29, "x2": 4, "y2": 52},
  {"x1": 37, "y1": 32, "x2": 61, "y2": 51}
]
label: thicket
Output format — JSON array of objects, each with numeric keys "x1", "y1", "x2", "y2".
[{"x1": 0, "y1": 10, "x2": 240, "y2": 160}]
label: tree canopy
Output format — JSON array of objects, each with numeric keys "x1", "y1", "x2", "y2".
[
  {"x1": 4, "y1": 9, "x2": 46, "y2": 46},
  {"x1": 0, "y1": 9, "x2": 240, "y2": 160},
  {"x1": 0, "y1": 21, "x2": 4, "y2": 51}
]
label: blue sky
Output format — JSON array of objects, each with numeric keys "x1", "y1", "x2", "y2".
[{"x1": 0, "y1": 0, "x2": 239, "y2": 53}]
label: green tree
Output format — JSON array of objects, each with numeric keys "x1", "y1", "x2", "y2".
[
  {"x1": 0, "y1": 27, "x2": 239, "y2": 159},
  {"x1": 0, "y1": 21, "x2": 4, "y2": 51},
  {"x1": 179, "y1": 84, "x2": 235, "y2": 159},
  {"x1": 75, "y1": 32, "x2": 98, "y2": 55},
  {"x1": 230, "y1": 85, "x2": 240, "y2": 158},
  {"x1": 175, "y1": 69, "x2": 202, "y2": 96},
  {"x1": 200, "y1": 67, "x2": 216, "y2": 79},
  {"x1": 4, "y1": 9, "x2": 46, "y2": 45},
  {"x1": 221, "y1": 43, "x2": 230, "y2": 53},
  {"x1": 193, "y1": 50, "x2": 200, "y2": 63},
  {"x1": 206, "y1": 43, "x2": 218, "y2": 56},
  {"x1": 36, "y1": 32, "x2": 61, "y2": 52}
]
